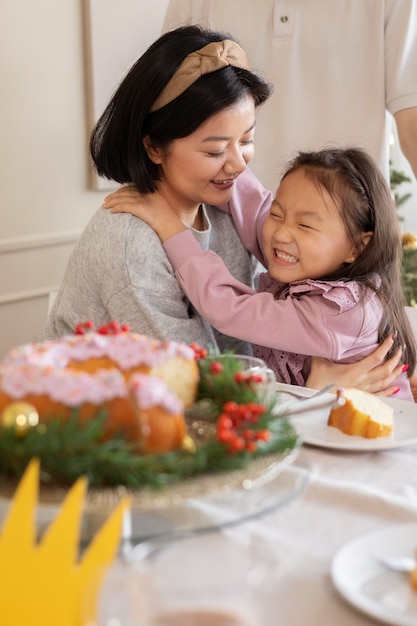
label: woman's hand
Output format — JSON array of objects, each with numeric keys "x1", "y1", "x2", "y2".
[
  {"x1": 307, "y1": 335, "x2": 404, "y2": 397},
  {"x1": 102, "y1": 186, "x2": 186, "y2": 242}
]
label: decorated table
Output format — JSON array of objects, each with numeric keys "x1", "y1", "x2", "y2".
[
  {"x1": 1, "y1": 332, "x2": 417, "y2": 624},
  {"x1": 92, "y1": 387, "x2": 417, "y2": 625},
  {"x1": 172, "y1": 387, "x2": 417, "y2": 626}
]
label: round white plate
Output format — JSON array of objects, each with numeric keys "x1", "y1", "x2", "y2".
[
  {"x1": 331, "y1": 523, "x2": 417, "y2": 625},
  {"x1": 274, "y1": 383, "x2": 417, "y2": 451}
]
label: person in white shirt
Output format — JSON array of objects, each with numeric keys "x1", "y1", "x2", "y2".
[{"x1": 162, "y1": 0, "x2": 417, "y2": 191}]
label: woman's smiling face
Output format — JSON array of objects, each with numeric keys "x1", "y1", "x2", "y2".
[
  {"x1": 262, "y1": 168, "x2": 357, "y2": 283},
  {"x1": 145, "y1": 95, "x2": 256, "y2": 212}
]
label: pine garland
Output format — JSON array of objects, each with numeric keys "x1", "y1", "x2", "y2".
[
  {"x1": 0, "y1": 353, "x2": 299, "y2": 490},
  {"x1": 196, "y1": 352, "x2": 268, "y2": 408}
]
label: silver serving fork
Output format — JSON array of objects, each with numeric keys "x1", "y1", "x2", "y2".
[
  {"x1": 276, "y1": 383, "x2": 336, "y2": 416},
  {"x1": 279, "y1": 383, "x2": 335, "y2": 401}
]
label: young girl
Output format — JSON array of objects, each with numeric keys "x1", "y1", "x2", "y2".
[{"x1": 107, "y1": 147, "x2": 416, "y2": 401}]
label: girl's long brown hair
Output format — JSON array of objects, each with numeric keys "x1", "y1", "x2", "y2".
[{"x1": 283, "y1": 147, "x2": 416, "y2": 374}]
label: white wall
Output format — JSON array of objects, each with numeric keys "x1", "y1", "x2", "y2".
[
  {"x1": 0, "y1": 0, "x2": 416, "y2": 359},
  {"x1": 0, "y1": 0, "x2": 168, "y2": 358}
]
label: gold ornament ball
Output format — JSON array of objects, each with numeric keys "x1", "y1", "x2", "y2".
[
  {"x1": 181, "y1": 434, "x2": 197, "y2": 453},
  {"x1": 0, "y1": 402, "x2": 39, "y2": 434},
  {"x1": 402, "y1": 232, "x2": 417, "y2": 250}
]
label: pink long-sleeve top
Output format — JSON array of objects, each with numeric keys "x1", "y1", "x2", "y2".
[{"x1": 163, "y1": 169, "x2": 413, "y2": 401}]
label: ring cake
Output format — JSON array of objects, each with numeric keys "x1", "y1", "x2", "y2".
[
  {"x1": 0, "y1": 323, "x2": 199, "y2": 454},
  {"x1": 327, "y1": 387, "x2": 394, "y2": 439}
]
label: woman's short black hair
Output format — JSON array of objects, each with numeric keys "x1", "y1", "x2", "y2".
[{"x1": 90, "y1": 25, "x2": 272, "y2": 192}]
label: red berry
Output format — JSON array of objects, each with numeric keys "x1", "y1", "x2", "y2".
[
  {"x1": 217, "y1": 429, "x2": 234, "y2": 443},
  {"x1": 227, "y1": 436, "x2": 245, "y2": 454},
  {"x1": 74, "y1": 320, "x2": 95, "y2": 335},
  {"x1": 242, "y1": 429, "x2": 255, "y2": 440},
  {"x1": 223, "y1": 401, "x2": 239, "y2": 414},
  {"x1": 249, "y1": 373, "x2": 265, "y2": 383},
  {"x1": 237, "y1": 406, "x2": 252, "y2": 421},
  {"x1": 256, "y1": 429, "x2": 271, "y2": 442},
  {"x1": 217, "y1": 414, "x2": 233, "y2": 431},
  {"x1": 189, "y1": 343, "x2": 208, "y2": 360},
  {"x1": 233, "y1": 372, "x2": 246, "y2": 384},
  {"x1": 210, "y1": 361, "x2": 224, "y2": 374},
  {"x1": 248, "y1": 403, "x2": 265, "y2": 415}
]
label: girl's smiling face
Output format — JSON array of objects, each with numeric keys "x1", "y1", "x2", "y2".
[
  {"x1": 144, "y1": 95, "x2": 256, "y2": 216},
  {"x1": 263, "y1": 168, "x2": 358, "y2": 284}
]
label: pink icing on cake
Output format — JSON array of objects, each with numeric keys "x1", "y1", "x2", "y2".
[
  {"x1": 130, "y1": 374, "x2": 183, "y2": 414},
  {"x1": 0, "y1": 331, "x2": 195, "y2": 409},
  {"x1": 0, "y1": 366, "x2": 127, "y2": 407}
]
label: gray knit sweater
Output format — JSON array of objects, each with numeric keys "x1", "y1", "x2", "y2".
[{"x1": 44, "y1": 205, "x2": 261, "y2": 354}]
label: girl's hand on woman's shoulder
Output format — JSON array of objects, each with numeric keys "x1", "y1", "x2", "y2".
[
  {"x1": 102, "y1": 186, "x2": 186, "y2": 242},
  {"x1": 102, "y1": 185, "x2": 137, "y2": 211},
  {"x1": 307, "y1": 335, "x2": 404, "y2": 397},
  {"x1": 103, "y1": 185, "x2": 164, "y2": 216}
]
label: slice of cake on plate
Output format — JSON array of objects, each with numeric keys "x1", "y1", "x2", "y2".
[{"x1": 327, "y1": 387, "x2": 394, "y2": 439}]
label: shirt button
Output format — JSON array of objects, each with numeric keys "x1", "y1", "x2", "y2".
[{"x1": 280, "y1": 15, "x2": 289, "y2": 22}]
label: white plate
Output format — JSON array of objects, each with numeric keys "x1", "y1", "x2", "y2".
[
  {"x1": 331, "y1": 523, "x2": 417, "y2": 625},
  {"x1": 274, "y1": 383, "x2": 417, "y2": 451}
]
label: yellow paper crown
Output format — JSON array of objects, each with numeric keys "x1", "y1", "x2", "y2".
[{"x1": 0, "y1": 459, "x2": 130, "y2": 626}]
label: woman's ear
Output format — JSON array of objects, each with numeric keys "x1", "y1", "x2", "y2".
[{"x1": 143, "y1": 135, "x2": 163, "y2": 164}]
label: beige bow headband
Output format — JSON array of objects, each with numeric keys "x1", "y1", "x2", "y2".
[{"x1": 150, "y1": 39, "x2": 250, "y2": 112}]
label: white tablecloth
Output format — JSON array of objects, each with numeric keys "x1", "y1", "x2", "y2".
[
  {"x1": 211, "y1": 441, "x2": 417, "y2": 625},
  {"x1": 103, "y1": 437, "x2": 417, "y2": 625},
  {"x1": 98, "y1": 393, "x2": 417, "y2": 626}
]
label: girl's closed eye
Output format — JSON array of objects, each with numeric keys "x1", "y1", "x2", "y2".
[
  {"x1": 295, "y1": 210, "x2": 324, "y2": 231},
  {"x1": 269, "y1": 208, "x2": 284, "y2": 221}
]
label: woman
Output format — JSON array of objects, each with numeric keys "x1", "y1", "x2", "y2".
[
  {"x1": 46, "y1": 25, "x2": 402, "y2": 393},
  {"x1": 45, "y1": 25, "x2": 271, "y2": 357}
]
